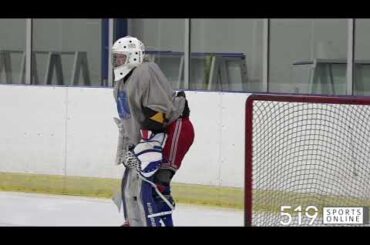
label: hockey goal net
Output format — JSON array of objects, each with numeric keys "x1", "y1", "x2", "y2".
[{"x1": 245, "y1": 94, "x2": 370, "y2": 226}]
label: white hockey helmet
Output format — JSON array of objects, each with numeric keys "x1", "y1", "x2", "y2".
[{"x1": 112, "y1": 36, "x2": 145, "y2": 81}]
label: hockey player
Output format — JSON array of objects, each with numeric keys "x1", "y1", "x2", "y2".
[{"x1": 112, "y1": 36, "x2": 195, "y2": 226}]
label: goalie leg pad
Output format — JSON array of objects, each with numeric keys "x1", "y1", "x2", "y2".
[
  {"x1": 121, "y1": 167, "x2": 165, "y2": 226},
  {"x1": 154, "y1": 195, "x2": 174, "y2": 226},
  {"x1": 152, "y1": 168, "x2": 176, "y2": 226},
  {"x1": 121, "y1": 168, "x2": 147, "y2": 226},
  {"x1": 121, "y1": 132, "x2": 171, "y2": 226},
  {"x1": 140, "y1": 177, "x2": 162, "y2": 227}
]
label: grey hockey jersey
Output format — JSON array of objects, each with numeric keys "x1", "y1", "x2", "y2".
[{"x1": 113, "y1": 62, "x2": 185, "y2": 165}]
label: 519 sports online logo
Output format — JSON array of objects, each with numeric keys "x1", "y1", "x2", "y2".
[{"x1": 280, "y1": 206, "x2": 369, "y2": 225}]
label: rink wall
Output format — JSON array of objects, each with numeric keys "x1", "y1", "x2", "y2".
[{"x1": 0, "y1": 85, "x2": 249, "y2": 188}]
